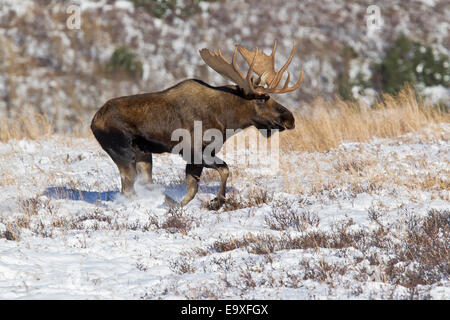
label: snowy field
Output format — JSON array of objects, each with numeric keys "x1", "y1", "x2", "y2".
[{"x1": 0, "y1": 124, "x2": 448, "y2": 299}]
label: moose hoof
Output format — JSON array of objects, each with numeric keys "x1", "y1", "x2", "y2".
[
  {"x1": 165, "y1": 194, "x2": 181, "y2": 208},
  {"x1": 122, "y1": 189, "x2": 136, "y2": 199},
  {"x1": 207, "y1": 197, "x2": 225, "y2": 211}
]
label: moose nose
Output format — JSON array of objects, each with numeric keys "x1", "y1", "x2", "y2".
[
  {"x1": 284, "y1": 120, "x2": 295, "y2": 130},
  {"x1": 282, "y1": 112, "x2": 295, "y2": 130}
]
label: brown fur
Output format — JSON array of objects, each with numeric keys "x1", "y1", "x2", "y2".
[{"x1": 91, "y1": 79, "x2": 294, "y2": 209}]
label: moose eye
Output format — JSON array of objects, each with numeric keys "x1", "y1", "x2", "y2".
[
  {"x1": 255, "y1": 96, "x2": 269, "y2": 106},
  {"x1": 256, "y1": 98, "x2": 266, "y2": 105}
]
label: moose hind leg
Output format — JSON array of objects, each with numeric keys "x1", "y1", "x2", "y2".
[
  {"x1": 92, "y1": 128, "x2": 137, "y2": 197},
  {"x1": 180, "y1": 164, "x2": 203, "y2": 207},
  {"x1": 205, "y1": 158, "x2": 229, "y2": 210}
]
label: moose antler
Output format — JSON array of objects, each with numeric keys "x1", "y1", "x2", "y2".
[
  {"x1": 238, "y1": 40, "x2": 303, "y2": 94},
  {"x1": 199, "y1": 47, "x2": 257, "y2": 96},
  {"x1": 237, "y1": 41, "x2": 277, "y2": 87},
  {"x1": 200, "y1": 40, "x2": 303, "y2": 96}
]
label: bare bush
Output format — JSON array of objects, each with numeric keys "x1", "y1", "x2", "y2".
[
  {"x1": 209, "y1": 208, "x2": 449, "y2": 298},
  {"x1": 265, "y1": 199, "x2": 320, "y2": 232},
  {"x1": 221, "y1": 187, "x2": 273, "y2": 211},
  {"x1": 161, "y1": 207, "x2": 196, "y2": 234},
  {"x1": 169, "y1": 254, "x2": 196, "y2": 274}
]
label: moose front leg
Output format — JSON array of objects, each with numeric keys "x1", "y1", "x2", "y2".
[
  {"x1": 180, "y1": 164, "x2": 203, "y2": 207},
  {"x1": 204, "y1": 158, "x2": 229, "y2": 210},
  {"x1": 136, "y1": 152, "x2": 153, "y2": 184},
  {"x1": 118, "y1": 163, "x2": 137, "y2": 197}
]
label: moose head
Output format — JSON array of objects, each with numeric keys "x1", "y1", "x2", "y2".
[{"x1": 200, "y1": 40, "x2": 303, "y2": 135}]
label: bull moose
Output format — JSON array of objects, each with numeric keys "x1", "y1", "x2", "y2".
[{"x1": 91, "y1": 40, "x2": 303, "y2": 209}]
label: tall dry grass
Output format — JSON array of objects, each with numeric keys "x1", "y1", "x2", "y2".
[
  {"x1": 0, "y1": 113, "x2": 53, "y2": 142},
  {"x1": 281, "y1": 86, "x2": 449, "y2": 152},
  {"x1": 0, "y1": 86, "x2": 447, "y2": 146}
]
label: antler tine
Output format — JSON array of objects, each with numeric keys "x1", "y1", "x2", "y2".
[
  {"x1": 280, "y1": 72, "x2": 291, "y2": 91},
  {"x1": 231, "y1": 47, "x2": 245, "y2": 80},
  {"x1": 200, "y1": 46, "x2": 255, "y2": 95},
  {"x1": 246, "y1": 49, "x2": 259, "y2": 94},
  {"x1": 200, "y1": 40, "x2": 302, "y2": 96},
  {"x1": 271, "y1": 68, "x2": 304, "y2": 94},
  {"x1": 269, "y1": 40, "x2": 296, "y2": 89},
  {"x1": 270, "y1": 39, "x2": 277, "y2": 57}
]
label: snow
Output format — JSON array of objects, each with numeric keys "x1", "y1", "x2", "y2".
[
  {"x1": 114, "y1": 0, "x2": 134, "y2": 13},
  {"x1": 0, "y1": 0, "x2": 449, "y2": 299},
  {"x1": 422, "y1": 85, "x2": 450, "y2": 105},
  {"x1": 0, "y1": 125, "x2": 448, "y2": 299},
  {"x1": 417, "y1": 0, "x2": 437, "y2": 7}
]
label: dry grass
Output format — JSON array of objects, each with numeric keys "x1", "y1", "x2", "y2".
[
  {"x1": 160, "y1": 207, "x2": 197, "y2": 234},
  {"x1": 265, "y1": 199, "x2": 320, "y2": 232},
  {"x1": 0, "y1": 112, "x2": 53, "y2": 142},
  {"x1": 169, "y1": 252, "x2": 196, "y2": 274},
  {"x1": 0, "y1": 111, "x2": 96, "y2": 142},
  {"x1": 219, "y1": 187, "x2": 273, "y2": 211},
  {"x1": 1, "y1": 86, "x2": 447, "y2": 149},
  {"x1": 281, "y1": 86, "x2": 449, "y2": 152},
  {"x1": 0, "y1": 198, "x2": 202, "y2": 241}
]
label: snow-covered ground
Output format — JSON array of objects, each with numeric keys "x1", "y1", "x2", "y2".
[{"x1": 0, "y1": 124, "x2": 448, "y2": 299}]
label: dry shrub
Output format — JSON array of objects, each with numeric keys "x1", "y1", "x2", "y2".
[
  {"x1": 208, "y1": 209, "x2": 447, "y2": 299},
  {"x1": 211, "y1": 232, "x2": 328, "y2": 255},
  {"x1": 265, "y1": 199, "x2": 320, "y2": 232},
  {"x1": 212, "y1": 209, "x2": 448, "y2": 269},
  {"x1": 300, "y1": 259, "x2": 348, "y2": 282},
  {"x1": 281, "y1": 86, "x2": 449, "y2": 152},
  {"x1": 387, "y1": 208, "x2": 449, "y2": 289},
  {"x1": 210, "y1": 220, "x2": 368, "y2": 255},
  {"x1": 211, "y1": 233, "x2": 262, "y2": 253},
  {"x1": 169, "y1": 253, "x2": 196, "y2": 274},
  {"x1": 1, "y1": 197, "x2": 61, "y2": 239},
  {"x1": 18, "y1": 196, "x2": 59, "y2": 217},
  {"x1": 333, "y1": 158, "x2": 370, "y2": 174},
  {"x1": 1, "y1": 224, "x2": 21, "y2": 241},
  {"x1": 221, "y1": 187, "x2": 273, "y2": 211},
  {"x1": 69, "y1": 208, "x2": 115, "y2": 231},
  {"x1": 161, "y1": 207, "x2": 195, "y2": 234}
]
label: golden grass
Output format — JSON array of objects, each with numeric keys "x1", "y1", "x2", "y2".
[
  {"x1": 0, "y1": 86, "x2": 447, "y2": 149},
  {"x1": 0, "y1": 112, "x2": 53, "y2": 142},
  {"x1": 281, "y1": 86, "x2": 449, "y2": 152}
]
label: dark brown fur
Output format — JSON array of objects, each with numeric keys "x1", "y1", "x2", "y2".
[{"x1": 91, "y1": 79, "x2": 294, "y2": 209}]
